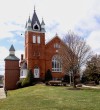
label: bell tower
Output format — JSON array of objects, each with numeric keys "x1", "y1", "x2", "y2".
[{"x1": 25, "y1": 8, "x2": 45, "y2": 79}]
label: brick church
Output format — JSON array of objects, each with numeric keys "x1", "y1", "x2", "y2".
[{"x1": 4, "y1": 9, "x2": 66, "y2": 90}]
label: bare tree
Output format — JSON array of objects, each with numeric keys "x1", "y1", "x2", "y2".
[{"x1": 58, "y1": 31, "x2": 92, "y2": 88}]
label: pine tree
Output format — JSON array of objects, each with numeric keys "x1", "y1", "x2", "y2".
[{"x1": 45, "y1": 69, "x2": 52, "y2": 81}]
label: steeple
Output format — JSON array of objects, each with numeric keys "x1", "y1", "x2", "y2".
[
  {"x1": 41, "y1": 18, "x2": 45, "y2": 32},
  {"x1": 31, "y1": 8, "x2": 41, "y2": 31},
  {"x1": 25, "y1": 21, "x2": 27, "y2": 29},
  {"x1": 27, "y1": 16, "x2": 32, "y2": 30},
  {"x1": 25, "y1": 7, "x2": 45, "y2": 33},
  {"x1": 5, "y1": 44, "x2": 19, "y2": 61},
  {"x1": 9, "y1": 44, "x2": 15, "y2": 55}
]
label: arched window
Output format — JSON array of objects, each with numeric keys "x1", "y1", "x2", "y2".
[
  {"x1": 52, "y1": 55, "x2": 62, "y2": 72},
  {"x1": 33, "y1": 21, "x2": 40, "y2": 31},
  {"x1": 34, "y1": 25, "x2": 39, "y2": 30}
]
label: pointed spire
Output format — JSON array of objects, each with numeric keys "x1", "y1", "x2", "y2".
[
  {"x1": 5, "y1": 45, "x2": 19, "y2": 61},
  {"x1": 41, "y1": 18, "x2": 45, "y2": 25},
  {"x1": 9, "y1": 44, "x2": 15, "y2": 51},
  {"x1": 31, "y1": 7, "x2": 41, "y2": 31},
  {"x1": 41, "y1": 18, "x2": 45, "y2": 33},
  {"x1": 27, "y1": 15, "x2": 32, "y2": 31},
  {"x1": 9, "y1": 44, "x2": 15, "y2": 55},
  {"x1": 25, "y1": 21, "x2": 27, "y2": 28},
  {"x1": 28, "y1": 15, "x2": 31, "y2": 23}
]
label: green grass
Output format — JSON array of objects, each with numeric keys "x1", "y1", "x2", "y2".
[{"x1": 0, "y1": 84, "x2": 100, "y2": 110}]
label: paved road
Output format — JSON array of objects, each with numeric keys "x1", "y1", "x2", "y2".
[{"x1": 0, "y1": 88, "x2": 6, "y2": 99}]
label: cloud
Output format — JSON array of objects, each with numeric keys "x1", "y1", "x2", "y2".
[
  {"x1": 0, "y1": 0, "x2": 100, "y2": 75},
  {"x1": 87, "y1": 31, "x2": 100, "y2": 54}
]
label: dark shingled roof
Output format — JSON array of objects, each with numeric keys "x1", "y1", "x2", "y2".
[
  {"x1": 5, "y1": 55, "x2": 19, "y2": 61},
  {"x1": 25, "y1": 21, "x2": 27, "y2": 28},
  {"x1": 28, "y1": 16, "x2": 31, "y2": 23},
  {"x1": 9, "y1": 45, "x2": 15, "y2": 51},
  {"x1": 31, "y1": 10, "x2": 41, "y2": 29}
]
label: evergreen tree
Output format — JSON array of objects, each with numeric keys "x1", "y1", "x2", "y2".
[
  {"x1": 84, "y1": 55, "x2": 100, "y2": 84},
  {"x1": 21, "y1": 69, "x2": 34, "y2": 87},
  {"x1": 45, "y1": 69, "x2": 52, "y2": 81}
]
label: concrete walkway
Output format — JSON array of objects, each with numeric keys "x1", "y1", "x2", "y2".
[
  {"x1": 82, "y1": 85, "x2": 100, "y2": 89},
  {"x1": 0, "y1": 88, "x2": 6, "y2": 99}
]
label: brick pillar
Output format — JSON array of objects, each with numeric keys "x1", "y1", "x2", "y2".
[{"x1": 4, "y1": 60, "x2": 20, "y2": 90}]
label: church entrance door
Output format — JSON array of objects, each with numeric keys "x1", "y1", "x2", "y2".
[{"x1": 34, "y1": 66, "x2": 40, "y2": 78}]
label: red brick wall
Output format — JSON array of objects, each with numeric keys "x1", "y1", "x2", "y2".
[
  {"x1": 5, "y1": 60, "x2": 20, "y2": 90},
  {"x1": 25, "y1": 31, "x2": 46, "y2": 79},
  {"x1": 25, "y1": 30, "x2": 65, "y2": 79},
  {"x1": 46, "y1": 37, "x2": 64, "y2": 78}
]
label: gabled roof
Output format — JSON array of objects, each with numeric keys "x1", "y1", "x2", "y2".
[
  {"x1": 46, "y1": 34, "x2": 64, "y2": 46},
  {"x1": 31, "y1": 10, "x2": 41, "y2": 29},
  {"x1": 9, "y1": 45, "x2": 15, "y2": 51}
]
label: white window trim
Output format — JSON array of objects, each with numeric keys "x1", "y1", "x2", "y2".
[
  {"x1": 34, "y1": 67, "x2": 40, "y2": 78},
  {"x1": 37, "y1": 36, "x2": 40, "y2": 44},
  {"x1": 33, "y1": 36, "x2": 36, "y2": 43},
  {"x1": 33, "y1": 21, "x2": 40, "y2": 31},
  {"x1": 54, "y1": 43, "x2": 60, "y2": 48},
  {"x1": 52, "y1": 55, "x2": 62, "y2": 72},
  {"x1": 20, "y1": 69, "x2": 27, "y2": 78}
]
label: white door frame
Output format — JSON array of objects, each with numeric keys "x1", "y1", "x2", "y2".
[{"x1": 34, "y1": 66, "x2": 40, "y2": 78}]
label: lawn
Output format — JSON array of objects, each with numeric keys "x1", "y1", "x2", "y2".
[{"x1": 0, "y1": 84, "x2": 100, "y2": 110}]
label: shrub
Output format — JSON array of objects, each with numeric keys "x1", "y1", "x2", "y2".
[
  {"x1": 21, "y1": 69, "x2": 32, "y2": 87},
  {"x1": 17, "y1": 69, "x2": 34, "y2": 88},
  {"x1": 29, "y1": 69, "x2": 34, "y2": 85},
  {"x1": 81, "y1": 74, "x2": 89, "y2": 84},
  {"x1": 62, "y1": 74, "x2": 70, "y2": 83},
  {"x1": 16, "y1": 80, "x2": 23, "y2": 88},
  {"x1": 45, "y1": 69, "x2": 52, "y2": 82},
  {"x1": 21, "y1": 78, "x2": 30, "y2": 87}
]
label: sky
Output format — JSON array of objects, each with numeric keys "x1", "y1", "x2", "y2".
[{"x1": 0, "y1": 0, "x2": 100, "y2": 75}]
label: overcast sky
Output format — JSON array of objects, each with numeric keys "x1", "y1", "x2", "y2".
[{"x1": 0, "y1": 0, "x2": 100, "y2": 75}]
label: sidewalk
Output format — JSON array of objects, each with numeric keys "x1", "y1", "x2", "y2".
[
  {"x1": 82, "y1": 85, "x2": 100, "y2": 89},
  {"x1": 0, "y1": 88, "x2": 6, "y2": 99}
]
